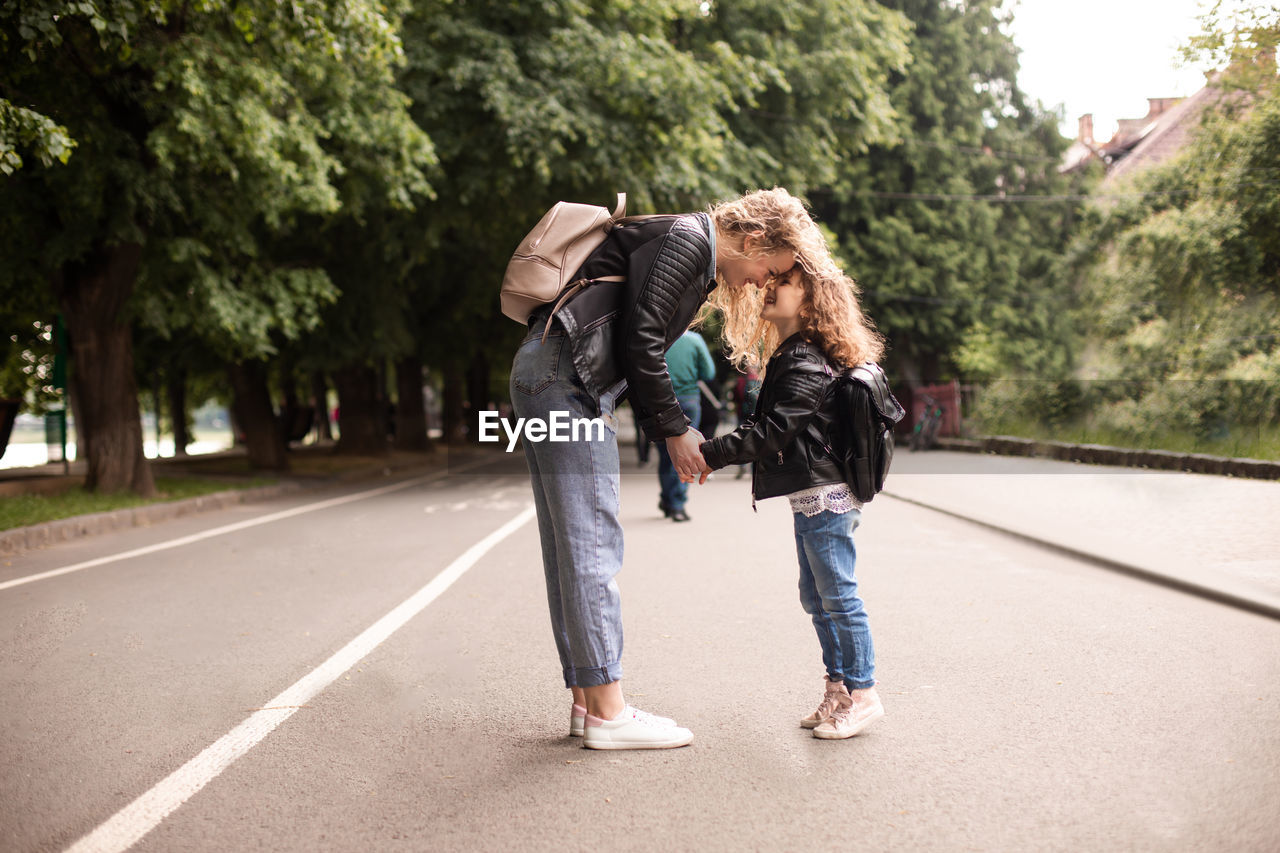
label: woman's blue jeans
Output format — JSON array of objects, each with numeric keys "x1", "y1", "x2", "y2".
[
  {"x1": 794, "y1": 508, "x2": 875, "y2": 690},
  {"x1": 510, "y1": 319, "x2": 625, "y2": 688}
]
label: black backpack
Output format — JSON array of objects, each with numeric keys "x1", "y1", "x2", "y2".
[{"x1": 822, "y1": 363, "x2": 906, "y2": 502}]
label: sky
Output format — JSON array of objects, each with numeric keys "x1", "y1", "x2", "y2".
[{"x1": 1005, "y1": 0, "x2": 1219, "y2": 141}]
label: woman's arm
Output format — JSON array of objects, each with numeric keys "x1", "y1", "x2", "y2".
[{"x1": 620, "y1": 218, "x2": 713, "y2": 441}]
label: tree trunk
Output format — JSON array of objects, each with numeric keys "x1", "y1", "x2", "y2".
[
  {"x1": 333, "y1": 364, "x2": 387, "y2": 454},
  {"x1": 394, "y1": 355, "x2": 431, "y2": 451},
  {"x1": 466, "y1": 352, "x2": 491, "y2": 444},
  {"x1": 54, "y1": 242, "x2": 155, "y2": 496},
  {"x1": 228, "y1": 361, "x2": 289, "y2": 470},
  {"x1": 167, "y1": 368, "x2": 190, "y2": 456},
  {"x1": 441, "y1": 363, "x2": 466, "y2": 445},
  {"x1": 310, "y1": 371, "x2": 333, "y2": 442}
]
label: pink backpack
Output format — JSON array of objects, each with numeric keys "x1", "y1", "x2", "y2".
[{"x1": 500, "y1": 193, "x2": 629, "y2": 335}]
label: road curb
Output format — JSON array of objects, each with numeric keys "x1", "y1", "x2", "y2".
[
  {"x1": 881, "y1": 490, "x2": 1280, "y2": 622},
  {"x1": 0, "y1": 482, "x2": 310, "y2": 559},
  {"x1": 0, "y1": 453, "x2": 450, "y2": 559},
  {"x1": 935, "y1": 436, "x2": 1280, "y2": 481}
]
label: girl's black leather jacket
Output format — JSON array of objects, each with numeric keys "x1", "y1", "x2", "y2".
[
  {"x1": 700, "y1": 333, "x2": 843, "y2": 502},
  {"x1": 531, "y1": 213, "x2": 715, "y2": 442}
]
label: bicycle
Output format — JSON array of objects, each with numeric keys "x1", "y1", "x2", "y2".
[{"x1": 909, "y1": 393, "x2": 945, "y2": 452}]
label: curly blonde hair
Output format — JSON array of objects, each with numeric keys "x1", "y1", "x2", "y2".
[{"x1": 699, "y1": 188, "x2": 885, "y2": 372}]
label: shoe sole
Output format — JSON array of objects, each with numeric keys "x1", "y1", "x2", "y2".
[
  {"x1": 813, "y1": 707, "x2": 884, "y2": 740},
  {"x1": 582, "y1": 734, "x2": 694, "y2": 750},
  {"x1": 799, "y1": 718, "x2": 825, "y2": 730}
]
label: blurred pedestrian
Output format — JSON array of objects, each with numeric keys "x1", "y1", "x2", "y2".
[
  {"x1": 656, "y1": 330, "x2": 715, "y2": 522},
  {"x1": 696, "y1": 378, "x2": 723, "y2": 439},
  {"x1": 731, "y1": 367, "x2": 761, "y2": 478}
]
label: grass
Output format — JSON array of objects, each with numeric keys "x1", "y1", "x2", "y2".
[
  {"x1": 0, "y1": 476, "x2": 276, "y2": 532},
  {"x1": 973, "y1": 418, "x2": 1280, "y2": 461}
]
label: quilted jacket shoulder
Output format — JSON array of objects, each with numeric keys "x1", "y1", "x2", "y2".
[{"x1": 549, "y1": 214, "x2": 714, "y2": 439}]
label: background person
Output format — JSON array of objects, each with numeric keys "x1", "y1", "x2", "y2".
[
  {"x1": 731, "y1": 366, "x2": 761, "y2": 478},
  {"x1": 656, "y1": 330, "x2": 715, "y2": 522}
]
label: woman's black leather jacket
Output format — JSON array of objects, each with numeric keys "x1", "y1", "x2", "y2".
[
  {"x1": 700, "y1": 333, "x2": 843, "y2": 503},
  {"x1": 530, "y1": 213, "x2": 715, "y2": 442}
]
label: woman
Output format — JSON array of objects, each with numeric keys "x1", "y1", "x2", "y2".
[{"x1": 510, "y1": 188, "x2": 827, "y2": 749}]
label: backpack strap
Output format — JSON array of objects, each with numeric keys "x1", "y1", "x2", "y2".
[{"x1": 538, "y1": 199, "x2": 675, "y2": 343}]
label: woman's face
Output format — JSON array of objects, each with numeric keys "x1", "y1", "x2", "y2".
[
  {"x1": 760, "y1": 266, "x2": 806, "y2": 324},
  {"x1": 718, "y1": 234, "x2": 796, "y2": 290}
]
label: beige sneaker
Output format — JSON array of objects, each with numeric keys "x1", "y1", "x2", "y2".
[
  {"x1": 813, "y1": 686, "x2": 884, "y2": 739},
  {"x1": 800, "y1": 677, "x2": 849, "y2": 729}
]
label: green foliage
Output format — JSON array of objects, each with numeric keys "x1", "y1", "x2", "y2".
[
  {"x1": 0, "y1": 99, "x2": 75, "y2": 174},
  {"x1": 1019, "y1": 9, "x2": 1280, "y2": 447},
  {"x1": 397, "y1": 0, "x2": 911, "y2": 375},
  {"x1": 0, "y1": 0, "x2": 435, "y2": 361},
  {"x1": 1182, "y1": 1, "x2": 1280, "y2": 94},
  {"x1": 815, "y1": 0, "x2": 1091, "y2": 384}
]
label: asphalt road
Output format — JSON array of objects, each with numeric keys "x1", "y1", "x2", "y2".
[{"x1": 2, "y1": 448, "x2": 1278, "y2": 852}]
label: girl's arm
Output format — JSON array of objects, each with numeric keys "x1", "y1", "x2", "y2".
[{"x1": 699, "y1": 360, "x2": 827, "y2": 470}]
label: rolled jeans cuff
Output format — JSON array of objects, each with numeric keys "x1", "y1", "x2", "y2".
[{"x1": 564, "y1": 662, "x2": 624, "y2": 689}]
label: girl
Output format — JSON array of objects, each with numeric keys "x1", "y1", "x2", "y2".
[
  {"x1": 511, "y1": 188, "x2": 826, "y2": 749},
  {"x1": 697, "y1": 259, "x2": 887, "y2": 739}
]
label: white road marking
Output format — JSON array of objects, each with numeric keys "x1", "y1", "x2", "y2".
[
  {"x1": 63, "y1": 504, "x2": 536, "y2": 853},
  {"x1": 1, "y1": 459, "x2": 496, "y2": 593}
]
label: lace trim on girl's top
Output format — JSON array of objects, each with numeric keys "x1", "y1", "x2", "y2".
[{"x1": 787, "y1": 483, "x2": 863, "y2": 517}]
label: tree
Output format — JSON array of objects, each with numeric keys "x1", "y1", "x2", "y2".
[
  {"x1": 396, "y1": 0, "x2": 909, "y2": 439},
  {"x1": 1048, "y1": 6, "x2": 1280, "y2": 444},
  {"x1": 812, "y1": 0, "x2": 1090, "y2": 388},
  {"x1": 0, "y1": 1, "x2": 433, "y2": 488}
]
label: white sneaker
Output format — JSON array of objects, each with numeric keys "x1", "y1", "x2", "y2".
[
  {"x1": 571, "y1": 704, "x2": 674, "y2": 737},
  {"x1": 582, "y1": 706, "x2": 694, "y2": 750}
]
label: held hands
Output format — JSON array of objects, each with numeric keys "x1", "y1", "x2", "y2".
[
  {"x1": 697, "y1": 465, "x2": 714, "y2": 485},
  {"x1": 665, "y1": 428, "x2": 706, "y2": 484}
]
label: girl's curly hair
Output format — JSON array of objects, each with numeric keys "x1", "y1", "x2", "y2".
[{"x1": 699, "y1": 188, "x2": 884, "y2": 373}]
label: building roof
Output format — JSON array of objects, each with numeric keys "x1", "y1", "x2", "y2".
[{"x1": 1103, "y1": 85, "x2": 1222, "y2": 183}]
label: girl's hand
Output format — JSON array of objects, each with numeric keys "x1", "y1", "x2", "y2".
[{"x1": 697, "y1": 465, "x2": 714, "y2": 485}]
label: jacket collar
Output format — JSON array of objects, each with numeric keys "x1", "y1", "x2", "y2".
[{"x1": 774, "y1": 331, "x2": 811, "y2": 356}]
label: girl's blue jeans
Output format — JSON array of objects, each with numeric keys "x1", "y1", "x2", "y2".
[
  {"x1": 510, "y1": 318, "x2": 625, "y2": 688},
  {"x1": 794, "y1": 508, "x2": 876, "y2": 690}
]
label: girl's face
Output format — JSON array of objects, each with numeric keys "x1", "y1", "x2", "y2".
[
  {"x1": 760, "y1": 266, "x2": 806, "y2": 325},
  {"x1": 718, "y1": 233, "x2": 796, "y2": 290}
]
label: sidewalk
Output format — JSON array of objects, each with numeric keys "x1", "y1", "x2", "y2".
[
  {"x1": 0, "y1": 444, "x2": 457, "y2": 557},
  {"x1": 884, "y1": 450, "x2": 1280, "y2": 618}
]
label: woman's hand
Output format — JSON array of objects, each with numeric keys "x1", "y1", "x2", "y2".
[{"x1": 665, "y1": 428, "x2": 706, "y2": 483}]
